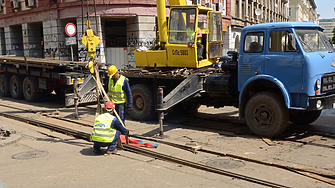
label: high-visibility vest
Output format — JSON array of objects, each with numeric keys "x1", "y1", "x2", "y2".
[
  {"x1": 186, "y1": 28, "x2": 201, "y2": 43},
  {"x1": 108, "y1": 75, "x2": 128, "y2": 104},
  {"x1": 197, "y1": 27, "x2": 202, "y2": 43},
  {"x1": 186, "y1": 28, "x2": 194, "y2": 40},
  {"x1": 91, "y1": 113, "x2": 116, "y2": 143}
]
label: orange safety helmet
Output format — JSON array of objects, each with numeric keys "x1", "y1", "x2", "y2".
[
  {"x1": 107, "y1": 65, "x2": 118, "y2": 77},
  {"x1": 105, "y1": 101, "x2": 115, "y2": 111}
]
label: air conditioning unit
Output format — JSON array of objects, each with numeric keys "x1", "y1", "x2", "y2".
[
  {"x1": 10, "y1": 0, "x2": 20, "y2": 9},
  {"x1": 205, "y1": 3, "x2": 215, "y2": 9},
  {"x1": 25, "y1": 0, "x2": 35, "y2": 7},
  {"x1": 192, "y1": 0, "x2": 201, "y2": 5},
  {"x1": 210, "y1": 3, "x2": 215, "y2": 10},
  {"x1": 216, "y1": 3, "x2": 223, "y2": 12}
]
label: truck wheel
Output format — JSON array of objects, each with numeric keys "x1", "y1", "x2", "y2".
[
  {"x1": 129, "y1": 84, "x2": 155, "y2": 120},
  {"x1": 23, "y1": 77, "x2": 40, "y2": 102},
  {"x1": 245, "y1": 92, "x2": 289, "y2": 137},
  {"x1": 172, "y1": 101, "x2": 201, "y2": 114},
  {"x1": 9, "y1": 75, "x2": 24, "y2": 99},
  {"x1": 0, "y1": 74, "x2": 10, "y2": 97},
  {"x1": 289, "y1": 110, "x2": 321, "y2": 125}
]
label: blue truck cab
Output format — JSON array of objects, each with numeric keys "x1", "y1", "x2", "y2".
[{"x1": 237, "y1": 22, "x2": 335, "y2": 137}]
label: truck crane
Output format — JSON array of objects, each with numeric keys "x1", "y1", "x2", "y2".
[{"x1": 121, "y1": 1, "x2": 335, "y2": 138}]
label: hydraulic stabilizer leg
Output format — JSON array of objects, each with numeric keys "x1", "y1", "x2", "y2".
[
  {"x1": 156, "y1": 87, "x2": 165, "y2": 138},
  {"x1": 73, "y1": 79, "x2": 79, "y2": 119}
]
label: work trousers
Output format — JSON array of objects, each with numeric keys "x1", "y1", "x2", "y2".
[
  {"x1": 197, "y1": 43, "x2": 203, "y2": 58},
  {"x1": 93, "y1": 131, "x2": 121, "y2": 151},
  {"x1": 115, "y1": 103, "x2": 125, "y2": 125}
]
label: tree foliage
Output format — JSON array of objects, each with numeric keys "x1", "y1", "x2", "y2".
[{"x1": 333, "y1": 28, "x2": 335, "y2": 44}]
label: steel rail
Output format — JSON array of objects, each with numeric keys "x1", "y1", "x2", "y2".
[
  {"x1": 1, "y1": 103, "x2": 334, "y2": 183},
  {"x1": 1, "y1": 102, "x2": 335, "y2": 141},
  {"x1": 0, "y1": 111, "x2": 290, "y2": 188},
  {"x1": 123, "y1": 144, "x2": 290, "y2": 188},
  {"x1": 0, "y1": 112, "x2": 90, "y2": 141},
  {"x1": 130, "y1": 135, "x2": 335, "y2": 183}
]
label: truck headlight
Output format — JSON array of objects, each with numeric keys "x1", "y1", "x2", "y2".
[
  {"x1": 316, "y1": 100, "x2": 322, "y2": 109},
  {"x1": 315, "y1": 79, "x2": 321, "y2": 95}
]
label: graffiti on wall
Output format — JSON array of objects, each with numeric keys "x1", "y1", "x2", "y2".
[
  {"x1": 11, "y1": 43, "x2": 23, "y2": 50},
  {"x1": 127, "y1": 34, "x2": 156, "y2": 48},
  {"x1": 127, "y1": 33, "x2": 157, "y2": 63},
  {"x1": 44, "y1": 42, "x2": 71, "y2": 59},
  {"x1": 44, "y1": 34, "x2": 58, "y2": 43},
  {"x1": 78, "y1": 46, "x2": 101, "y2": 62}
]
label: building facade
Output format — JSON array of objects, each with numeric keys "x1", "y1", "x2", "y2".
[
  {"x1": 228, "y1": 0, "x2": 290, "y2": 53},
  {"x1": 319, "y1": 18, "x2": 335, "y2": 41},
  {"x1": 0, "y1": 0, "x2": 231, "y2": 68},
  {"x1": 288, "y1": 0, "x2": 318, "y2": 23}
]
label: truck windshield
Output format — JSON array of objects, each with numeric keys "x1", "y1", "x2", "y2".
[
  {"x1": 295, "y1": 29, "x2": 332, "y2": 52},
  {"x1": 168, "y1": 8, "x2": 197, "y2": 44}
]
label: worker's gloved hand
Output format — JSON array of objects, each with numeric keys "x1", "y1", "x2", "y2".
[{"x1": 98, "y1": 95, "x2": 103, "y2": 101}]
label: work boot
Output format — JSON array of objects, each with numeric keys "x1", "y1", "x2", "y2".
[
  {"x1": 93, "y1": 149, "x2": 102, "y2": 155},
  {"x1": 106, "y1": 149, "x2": 120, "y2": 155}
]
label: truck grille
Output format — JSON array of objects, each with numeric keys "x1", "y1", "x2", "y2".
[{"x1": 321, "y1": 73, "x2": 335, "y2": 92}]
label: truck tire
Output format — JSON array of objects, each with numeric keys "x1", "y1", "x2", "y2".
[
  {"x1": 245, "y1": 92, "x2": 289, "y2": 137},
  {"x1": 0, "y1": 74, "x2": 10, "y2": 97},
  {"x1": 289, "y1": 110, "x2": 321, "y2": 125},
  {"x1": 23, "y1": 77, "x2": 40, "y2": 102},
  {"x1": 9, "y1": 75, "x2": 24, "y2": 99},
  {"x1": 129, "y1": 84, "x2": 155, "y2": 120}
]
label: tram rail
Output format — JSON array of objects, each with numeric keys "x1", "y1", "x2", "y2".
[{"x1": 0, "y1": 102, "x2": 335, "y2": 186}]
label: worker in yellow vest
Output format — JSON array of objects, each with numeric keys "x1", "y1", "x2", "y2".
[
  {"x1": 104, "y1": 65, "x2": 133, "y2": 125},
  {"x1": 92, "y1": 101, "x2": 129, "y2": 155},
  {"x1": 187, "y1": 20, "x2": 203, "y2": 60},
  {"x1": 196, "y1": 26, "x2": 203, "y2": 60}
]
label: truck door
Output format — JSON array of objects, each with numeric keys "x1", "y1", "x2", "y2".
[
  {"x1": 207, "y1": 11, "x2": 224, "y2": 59},
  {"x1": 166, "y1": 8, "x2": 197, "y2": 67},
  {"x1": 265, "y1": 30, "x2": 303, "y2": 93},
  {"x1": 238, "y1": 32, "x2": 265, "y2": 88}
]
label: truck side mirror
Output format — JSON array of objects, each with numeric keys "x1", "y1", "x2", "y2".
[{"x1": 288, "y1": 33, "x2": 297, "y2": 51}]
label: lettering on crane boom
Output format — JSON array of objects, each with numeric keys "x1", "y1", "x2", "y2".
[
  {"x1": 71, "y1": 78, "x2": 85, "y2": 84},
  {"x1": 172, "y1": 49, "x2": 188, "y2": 56}
]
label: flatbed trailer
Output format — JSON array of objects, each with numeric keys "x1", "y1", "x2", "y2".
[{"x1": 0, "y1": 55, "x2": 97, "y2": 106}]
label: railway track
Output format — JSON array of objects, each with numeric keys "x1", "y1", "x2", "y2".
[
  {"x1": 165, "y1": 110, "x2": 335, "y2": 149},
  {"x1": 0, "y1": 108, "x2": 288, "y2": 187},
  {"x1": 4, "y1": 101, "x2": 335, "y2": 150},
  {"x1": 0, "y1": 101, "x2": 335, "y2": 187}
]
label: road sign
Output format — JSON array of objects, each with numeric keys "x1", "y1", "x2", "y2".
[
  {"x1": 65, "y1": 37, "x2": 76, "y2": 46},
  {"x1": 65, "y1": 23, "x2": 76, "y2": 37}
]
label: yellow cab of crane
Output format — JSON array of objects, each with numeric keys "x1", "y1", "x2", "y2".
[{"x1": 134, "y1": 0, "x2": 227, "y2": 69}]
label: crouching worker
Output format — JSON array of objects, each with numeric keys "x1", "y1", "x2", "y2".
[{"x1": 91, "y1": 101, "x2": 129, "y2": 155}]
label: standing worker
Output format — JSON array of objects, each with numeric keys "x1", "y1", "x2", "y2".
[
  {"x1": 92, "y1": 101, "x2": 129, "y2": 155},
  {"x1": 104, "y1": 65, "x2": 133, "y2": 125},
  {"x1": 186, "y1": 20, "x2": 203, "y2": 60},
  {"x1": 196, "y1": 27, "x2": 203, "y2": 60}
]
